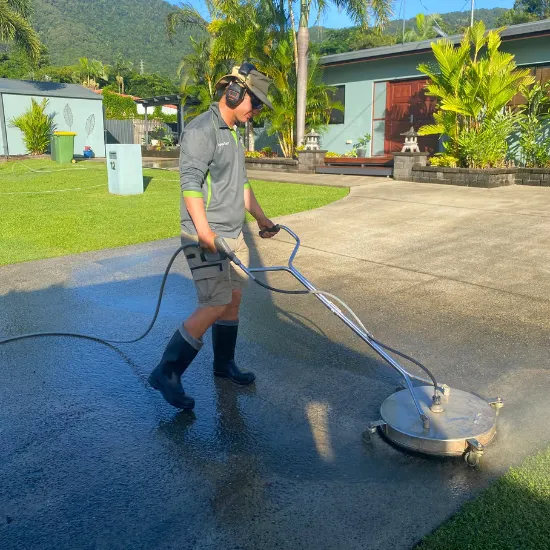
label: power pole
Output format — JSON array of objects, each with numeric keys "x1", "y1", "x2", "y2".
[
  {"x1": 402, "y1": 0, "x2": 406, "y2": 43},
  {"x1": 470, "y1": 0, "x2": 475, "y2": 27},
  {"x1": 140, "y1": 60, "x2": 145, "y2": 75}
]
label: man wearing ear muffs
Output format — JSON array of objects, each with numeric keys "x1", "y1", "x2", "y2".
[{"x1": 148, "y1": 62, "x2": 279, "y2": 410}]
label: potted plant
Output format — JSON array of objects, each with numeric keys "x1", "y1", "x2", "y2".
[
  {"x1": 355, "y1": 133, "x2": 371, "y2": 157},
  {"x1": 83, "y1": 145, "x2": 94, "y2": 158}
]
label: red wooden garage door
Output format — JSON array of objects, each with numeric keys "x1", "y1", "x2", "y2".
[{"x1": 384, "y1": 79, "x2": 439, "y2": 155}]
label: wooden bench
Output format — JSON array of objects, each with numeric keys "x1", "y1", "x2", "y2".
[{"x1": 317, "y1": 156, "x2": 394, "y2": 177}]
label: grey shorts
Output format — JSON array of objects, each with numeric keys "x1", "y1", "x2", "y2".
[{"x1": 181, "y1": 231, "x2": 249, "y2": 308}]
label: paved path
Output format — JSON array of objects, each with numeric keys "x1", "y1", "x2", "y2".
[
  {"x1": 1, "y1": 179, "x2": 550, "y2": 549},
  {"x1": 141, "y1": 159, "x2": 386, "y2": 188},
  {"x1": 246, "y1": 168, "x2": 385, "y2": 187}
]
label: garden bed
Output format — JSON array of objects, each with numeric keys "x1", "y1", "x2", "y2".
[
  {"x1": 141, "y1": 146, "x2": 180, "y2": 158},
  {"x1": 411, "y1": 166, "x2": 550, "y2": 187}
]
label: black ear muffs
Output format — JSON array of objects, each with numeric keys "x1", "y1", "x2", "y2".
[
  {"x1": 225, "y1": 62, "x2": 257, "y2": 108},
  {"x1": 225, "y1": 80, "x2": 247, "y2": 108}
]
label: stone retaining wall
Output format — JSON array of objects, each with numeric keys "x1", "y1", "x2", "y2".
[
  {"x1": 514, "y1": 168, "x2": 550, "y2": 186},
  {"x1": 393, "y1": 153, "x2": 550, "y2": 187},
  {"x1": 245, "y1": 157, "x2": 298, "y2": 172},
  {"x1": 410, "y1": 166, "x2": 550, "y2": 187},
  {"x1": 245, "y1": 150, "x2": 327, "y2": 173},
  {"x1": 411, "y1": 166, "x2": 516, "y2": 187}
]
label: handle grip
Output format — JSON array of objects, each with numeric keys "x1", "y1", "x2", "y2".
[
  {"x1": 214, "y1": 236, "x2": 235, "y2": 260},
  {"x1": 259, "y1": 224, "x2": 280, "y2": 238}
]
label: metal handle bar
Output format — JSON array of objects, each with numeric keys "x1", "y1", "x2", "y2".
[{"x1": 215, "y1": 225, "x2": 431, "y2": 429}]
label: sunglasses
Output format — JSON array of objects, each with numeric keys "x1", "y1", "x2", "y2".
[{"x1": 248, "y1": 92, "x2": 264, "y2": 111}]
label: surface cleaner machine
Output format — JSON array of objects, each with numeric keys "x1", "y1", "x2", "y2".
[
  {"x1": 0, "y1": 225, "x2": 503, "y2": 466},
  {"x1": 216, "y1": 226, "x2": 504, "y2": 467}
]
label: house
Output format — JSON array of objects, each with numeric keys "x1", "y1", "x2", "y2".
[
  {"x1": 0, "y1": 79, "x2": 105, "y2": 157},
  {"x1": 320, "y1": 19, "x2": 550, "y2": 157}
]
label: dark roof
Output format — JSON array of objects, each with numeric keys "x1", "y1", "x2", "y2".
[
  {"x1": 0, "y1": 78, "x2": 103, "y2": 100},
  {"x1": 320, "y1": 18, "x2": 550, "y2": 66},
  {"x1": 134, "y1": 94, "x2": 182, "y2": 105},
  {"x1": 134, "y1": 94, "x2": 199, "y2": 107}
]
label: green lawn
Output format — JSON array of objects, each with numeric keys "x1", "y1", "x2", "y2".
[
  {"x1": 0, "y1": 159, "x2": 348, "y2": 266},
  {"x1": 417, "y1": 446, "x2": 550, "y2": 550}
]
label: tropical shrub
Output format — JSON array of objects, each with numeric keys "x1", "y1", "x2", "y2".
[
  {"x1": 457, "y1": 111, "x2": 521, "y2": 168},
  {"x1": 517, "y1": 82, "x2": 550, "y2": 167},
  {"x1": 429, "y1": 154, "x2": 459, "y2": 167},
  {"x1": 9, "y1": 98, "x2": 55, "y2": 154},
  {"x1": 418, "y1": 21, "x2": 534, "y2": 168}
]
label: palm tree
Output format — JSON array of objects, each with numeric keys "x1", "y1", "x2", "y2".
[
  {"x1": 262, "y1": 35, "x2": 343, "y2": 157},
  {"x1": 404, "y1": 13, "x2": 443, "y2": 43},
  {"x1": 167, "y1": 0, "x2": 342, "y2": 156},
  {"x1": 167, "y1": 0, "x2": 287, "y2": 148},
  {"x1": 294, "y1": 0, "x2": 392, "y2": 146},
  {"x1": 77, "y1": 57, "x2": 108, "y2": 89},
  {"x1": 167, "y1": 0, "x2": 286, "y2": 63},
  {"x1": 113, "y1": 54, "x2": 133, "y2": 94},
  {"x1": 177, "y1": 36, "x2": 231, "y2": 119},
  {"x1": 0, "y1": 0, "x2": 41, "y2": 62}
]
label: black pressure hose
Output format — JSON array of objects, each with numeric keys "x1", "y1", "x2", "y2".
[
  {"x1": 1, "y1": 235, "x2": 438, "y2": 391},
  {"x1": 0, "y1": 246, "x2": 186, "y2": 347},
  {"x1": 214, "y1": 234, "x2": 438, "y2": 390}
]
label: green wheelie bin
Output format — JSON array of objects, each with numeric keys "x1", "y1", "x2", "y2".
[{"x1": 51, "y1": 131, "x2": 76, "y2": 164}]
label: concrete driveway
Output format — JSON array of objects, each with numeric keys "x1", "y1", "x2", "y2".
[{"x1": 1, "y1": 179, "x2": 549, "y2": 549}]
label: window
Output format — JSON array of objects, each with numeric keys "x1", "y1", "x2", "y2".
[{"x1": 329, "y1": 85, "x2": 345, "y2": 124}]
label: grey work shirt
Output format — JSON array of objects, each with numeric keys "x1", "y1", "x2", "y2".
[{"x1": 179, "y1": 103, "x2": 250, "y2": 239}]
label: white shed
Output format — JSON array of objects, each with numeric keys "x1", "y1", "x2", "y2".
[{"x1": 0, "y1": 78, "x2": 105, "y2": 157}]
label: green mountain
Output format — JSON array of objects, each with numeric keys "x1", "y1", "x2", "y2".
[
  {"x1": 311, "y1": 7, "x2": 509, "y2": 44},
  {"x1": 385, "y1": 7, "x2": 508, "y2": 34},
  {"x1": 31, "y1": 0, "x2": 197, "y2": 78},
  {"x1": 26, "y1": 2, "x2": 509, "y2": 77}
]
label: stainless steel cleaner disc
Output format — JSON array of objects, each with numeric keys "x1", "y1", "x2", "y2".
[{"x1": 373, "y1": 386, "x2": 499, "y2": 464}]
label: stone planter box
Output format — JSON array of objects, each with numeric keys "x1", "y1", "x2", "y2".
[
  {"x1": 514, "y1": 167, "x2": 550, "y2": 186},
  {"x1": 410, "y1": 166, "x2": 550, "y2": 187},
  {"x1": 245, "y1": 157, "x2": 298, "y2": 172},
  {"x1": 411, "y1": 166, "x2": 516, "y2": 188},
  {"x1": 296, "y1": 149, "x2": 327, "y2": 173}
]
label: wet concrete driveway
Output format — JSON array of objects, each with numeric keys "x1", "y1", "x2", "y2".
[{"x1": 2, "y1": 179, "x2": 550, "y2": 549}]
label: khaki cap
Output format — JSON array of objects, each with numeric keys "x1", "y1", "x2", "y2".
[{"x1": 216, "y1": 65, "x2": 273, "y2": 110}]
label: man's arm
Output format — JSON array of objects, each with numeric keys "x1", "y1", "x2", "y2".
[
  {"x1": 184, "y1": 197, "x2": 217, "y2": 252},
  {"x1": 180, "y1": 128, "x2": 217, "y2": 251},
  {"x1": 244, "y1": 185, "x2": 278, "y2": 238}
]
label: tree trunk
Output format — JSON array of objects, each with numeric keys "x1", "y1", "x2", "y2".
[
  {"x1": 247, "y1": 121, "x2": 255, "y2": 152},
  {"x1": 288, "y1": 0, "x2": 299, "y2": 76},
  {"x1": 296, "y1": 22, "x2": 309, "y2": 147}
]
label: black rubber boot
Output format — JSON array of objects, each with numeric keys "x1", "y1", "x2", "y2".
[
  {"x1": 212, "y1": 322, "x2": 255, "y2": 385},
  {"x1": 148, "y1": 330, "x2": 199, "y2": 409}
]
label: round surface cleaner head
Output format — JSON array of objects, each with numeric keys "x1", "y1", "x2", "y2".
[{"x1": 379, "y1": 386, "x2": 497, "y2": 456}]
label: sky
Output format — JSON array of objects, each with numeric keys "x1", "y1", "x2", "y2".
[{"x1": 166, "y1": 0, "x2": 516, "y2": 29}]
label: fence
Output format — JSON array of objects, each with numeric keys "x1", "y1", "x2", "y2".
[
  {"x1": 105, "y1": 120, "x2": 134, "y2": 145},
  {"x1": 105, "y1": 119, "x2": 176, "y2": 145}
]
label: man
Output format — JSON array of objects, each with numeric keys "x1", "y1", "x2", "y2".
[{"x1": 148, "y1": 62, "x2": 278, "y2": 410}]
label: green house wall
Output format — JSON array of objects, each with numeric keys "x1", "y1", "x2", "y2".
[{"x1": 320, "y1": 35, "x2": 550, "y2": 155}]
